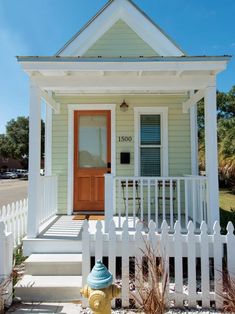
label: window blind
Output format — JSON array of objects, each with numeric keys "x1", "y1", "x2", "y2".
[
  {"x1": 140, "y1": 115, "x2": 161, "y2": 145},
  {"x1": 140, "y1": 114, "x2": 161, "y2": 176}
]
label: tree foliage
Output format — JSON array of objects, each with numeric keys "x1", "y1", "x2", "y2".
[{"x1": 0, "y1": 117, "x2": 45, "y2": 168}]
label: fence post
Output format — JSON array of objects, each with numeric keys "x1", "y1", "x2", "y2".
[
  {"x1": 0, "y1": 221, "x2": 14, "y2": 307},
  {"x1": 105, "y1": 174, "x2": 114, "y2": 233}
]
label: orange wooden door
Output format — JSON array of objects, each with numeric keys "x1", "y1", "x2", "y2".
[{"x1": 74, "y1": 110, "x2": 111, "y2": 211}]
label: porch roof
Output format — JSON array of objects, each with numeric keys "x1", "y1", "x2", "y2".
[{"x1": 17, "y1": 55, "x2": 230, "y2": 96}]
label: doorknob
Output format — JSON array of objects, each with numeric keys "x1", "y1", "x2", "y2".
[{"x1": 107, "y1": 162, "x2": 111, "y2": 168}]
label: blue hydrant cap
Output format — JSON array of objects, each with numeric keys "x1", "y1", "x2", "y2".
[{"x1": 87, "y1": 260, "x2": 113, "y2": 289}]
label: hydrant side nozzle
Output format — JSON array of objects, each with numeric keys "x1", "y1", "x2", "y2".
[
  {"x1": 80, "y1": 285, "x2": 89, "y2": 298},
  {"x1": 112, "y1": 284, "x2": 121, "y2": 298}
]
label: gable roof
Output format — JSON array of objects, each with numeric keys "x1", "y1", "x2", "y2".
[{"x1": 56, "y1": 0, "x2": 185, "y2": 57}]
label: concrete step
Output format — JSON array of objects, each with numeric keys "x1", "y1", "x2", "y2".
[
  {"x1": 25, "y1": 254, "x2": 82, "y2": 276},
  {"x1": 14, "y1": 275, "x2": 82, "y2": 302},
  {"x1": 23, "y1": 238, "x2": 82, "y2": 256}
]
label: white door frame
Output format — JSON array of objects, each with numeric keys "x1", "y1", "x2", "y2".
[{"x1": 67, "y1": 103, "x2": 116, "y2": 215}]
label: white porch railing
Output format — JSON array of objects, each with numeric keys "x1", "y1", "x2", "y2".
[
  {"x1": 0, "y1": 199, "x2": 28, "y2": 248},
  {"x1": 39, "y1": 175, "x2": 58, "y2": 226},
  {"x1": 105, "y1": 174, "x2": 208, "y2": 232}
]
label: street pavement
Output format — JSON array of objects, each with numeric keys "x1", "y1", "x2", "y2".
[{"x1": 0, "y1": 179, "x2": 28, "y2": 207}]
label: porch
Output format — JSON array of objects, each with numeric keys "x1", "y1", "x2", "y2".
[
  {"x1": 22, "y1": 173, "x2": 210, "y2": 255},
  {"x1": 16, "y1": 56, "x2": 230, "y2": 245}
]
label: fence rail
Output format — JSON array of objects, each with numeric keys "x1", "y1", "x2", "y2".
[
  {"x1": 82, "y1": 219, "x2": 235, "y2": 310},
  {"x1": 0, "y1": 199, "x2": 28, "y2": 248}
]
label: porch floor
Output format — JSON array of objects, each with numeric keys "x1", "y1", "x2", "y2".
[{"x1": 38, "y1": 214, "x2": 192, "y2": 240}]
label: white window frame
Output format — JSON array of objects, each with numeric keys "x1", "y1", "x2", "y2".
[{"x1": 134, "y1": 107, "x2": 168, "y2": 177}]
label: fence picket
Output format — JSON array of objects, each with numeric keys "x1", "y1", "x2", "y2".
[
  {"x1": 95, "y1": 221, "x2": 103, "y2": 262},
  {"x1": 187, "y1": 221, "x2": 197, "y2": 308},
  {"x1": 213, "y1": 221, "x2": 223, "y2": 309},
  {"x1": 82, "y1": 220, "x2": 90, "y2": 307},
  {"x1": 200, "y1": 222, "x2": 210, "y2": 308},
  {"x1": 109, "y1": 220, "x2": 116, "y2": 308},
  {"x1": 227, "y1": 222, "x2": 235, "y2": 277},
  {"x1": 122, "y1": 220, "x2": 129, "y2": 308},
  {"x1": 134, "y1": 221, "x2": 144, "y2": 308},
  {"x1": 174, "y1": 221, "x2": 183, "y2": 308}
]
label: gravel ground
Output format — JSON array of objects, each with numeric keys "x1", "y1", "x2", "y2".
[{"x1": 7, "y1": 302, "x2": 222, "y2": 314}]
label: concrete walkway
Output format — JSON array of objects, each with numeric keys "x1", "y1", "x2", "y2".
[{"x1": 7, "y1": 302, "x2": 83, "y2": 314}]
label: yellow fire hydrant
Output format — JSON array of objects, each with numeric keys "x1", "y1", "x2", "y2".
[{"x1": 80, "y1": 260, "x2": 121, "y2": 314}]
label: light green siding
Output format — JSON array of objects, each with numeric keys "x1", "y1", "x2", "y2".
[
  {"x1": 52, "y1": 95, "x2": 191, "y2": 214},
  {"x1": 83, "y1": 19, "x2": 158, "y2": 57}
]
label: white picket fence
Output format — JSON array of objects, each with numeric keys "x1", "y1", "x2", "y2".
[
  {"x1": 0, "y1": 199, "x2": 28, "y2": 248},
  {"x1": 0, "y1": 221, "x2": 14, "y2": 307},
  {"x1": 82, "y1": 219, "x2": 235, "y2": 310}
]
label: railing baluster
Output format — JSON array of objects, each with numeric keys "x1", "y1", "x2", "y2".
[
  {"x1": 162, "y1": 179, "x2": 166, "y2": 222},
  {"x1": 133, "y1": 179, "x2": 136, "y2": 228},
  {"x1": 140, "y1": 178, "x2": 143, "y2": 222},
  {"x1": 155, "y1": 179, "x2": 158, "y2": 230},
  {"x1": 125, "y1": 179, "x2": 128, "y2": 223},
  {"x1": 177, "y1": 179, "x2": 181, "y2": 226},
  {"x1": 170, "y1": 179, "x2": 173, "y2": 229},
  {"x1": 199, "y1": 179, "x2": 203, "y2": 222},
  {"x1": 147, "y1": 179, "x2": 151, "y2": 225},
  {"x1": 118, "y1": 179, "x2": 121, "y2": 228},
  {"x1": 185, "y1": 180, "x2": 189, "y2": 227},
  {"x1": 192, "y1": 179, "x2": 196, "y2": 225}
]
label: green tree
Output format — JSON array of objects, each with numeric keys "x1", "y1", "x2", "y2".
[{"x1": 0, "y1": 117, "x2": 45, "y2": 168}]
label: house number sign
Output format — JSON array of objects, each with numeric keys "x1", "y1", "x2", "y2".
[{"x1": 118, "y1": 136, "x2": 133, "y2": 142}]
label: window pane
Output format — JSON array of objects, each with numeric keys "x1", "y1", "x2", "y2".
[
  {"x1": 140, "y1": 115, "x2": 161, "y2": 145},
  {"x1": 79, "y1": 115, "x2": 107, "y2": 168},
  {"x1": 140, "y1": 147, "x2": 161, "y2": 176}
]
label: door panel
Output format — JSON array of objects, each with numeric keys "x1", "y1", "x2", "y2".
[{"x1": 74, "y1": 110, "x2": 111, "y2": 211}]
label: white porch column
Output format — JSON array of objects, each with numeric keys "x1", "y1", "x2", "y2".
[
  {"x1": 190, "y1": 91, "x2": 198, "y2": 175},
  {"x1": 45, "y1": 105, "x2": 52, "y2": 176},
  {"x1": 204, "y1": 86, "x2": 219, "y2": 226},
  {"x1": 27, "y1": 83, "x2": 42, "y2": 238}
]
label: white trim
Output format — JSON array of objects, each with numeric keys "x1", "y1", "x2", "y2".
[
  {"x1": 58, "y1": 0, "x2": 184, "y2": 57},
  {"x1": 23, "y1": 60, "x2": 228, "y2": 73},
  {"x1": 45, "y1": 104, "x2": 52, "y2": 176},
  {"x1": 31, "y1": 74, "x2": 216, "y2": 93},
  {"x1": 190, "y1": 91, "x2": 198, "y2": 176},
  {"x1": 182, "y1": 89, "x2": 204, "y2": 113},
  {"x1": 134, "y1": 107, "x2": 168, "y2": 177},
  {"x1": 40, "y1": 90, "x2": 60, "y2": 114},
  {"x1": 67, "y1": 103, "x2": 116, "y2": 215}
]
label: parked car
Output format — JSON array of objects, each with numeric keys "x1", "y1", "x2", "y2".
[
  {"x1": 16, "y1": 169, "x2": 28, "y2": 179},
  {"x1": 0, "y1": 172, "x2": 18, "y2": 179}
]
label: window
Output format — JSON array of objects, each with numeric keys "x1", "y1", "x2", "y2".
[
  {"x1": 134, "y1": 107, "x2": 168, "y2": 177},
  {"x1": 140, "y1": 115, "x2": 161, "y2": 176}
]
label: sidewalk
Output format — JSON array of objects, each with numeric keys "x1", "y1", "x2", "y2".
[{"x1": 7, "y1": 302, "x2": 83, "y2": 314}]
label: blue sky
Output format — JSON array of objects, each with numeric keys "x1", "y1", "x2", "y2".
[{"x1": 0, "y1": 0, "x2": 234, "y2": 134}]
